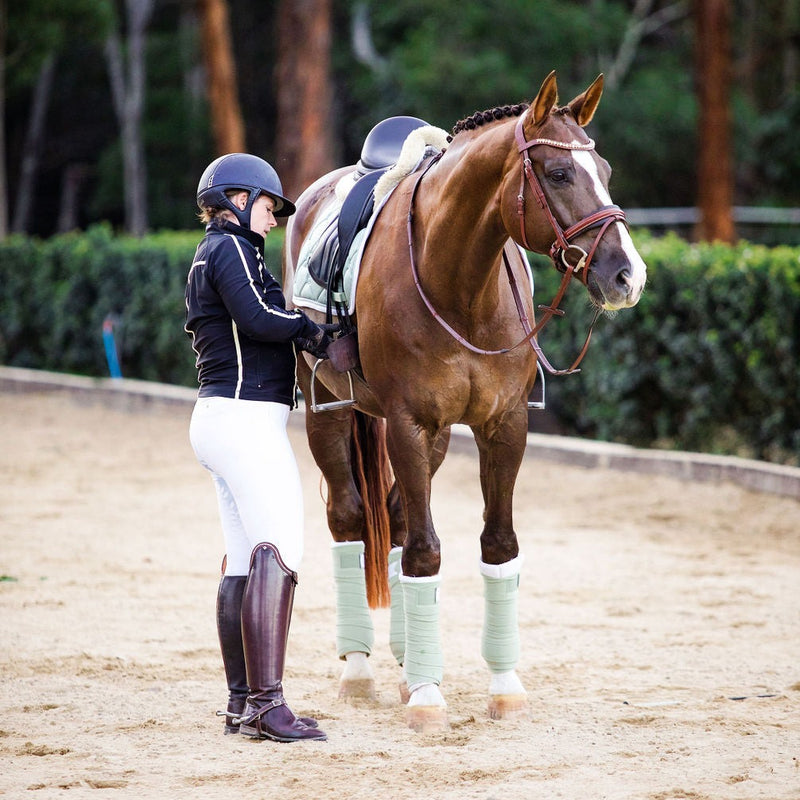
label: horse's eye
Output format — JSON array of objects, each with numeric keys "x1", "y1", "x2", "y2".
[{"x1": 548, "y1": 170, "x2": 568, "y2": 184}]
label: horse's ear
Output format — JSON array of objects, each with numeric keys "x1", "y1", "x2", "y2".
[
  {"x1": 531, "y1": 70, "x2": 559, "y2": 125},
  {"x1": 568, "y1": 74, "x2": 604, "y2": 127}
]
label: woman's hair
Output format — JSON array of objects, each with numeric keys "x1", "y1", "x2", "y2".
[{"x1": 198, "y1": 188, "x2": 246, "y2": 224}]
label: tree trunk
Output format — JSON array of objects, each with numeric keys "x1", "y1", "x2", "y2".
[
  {"x1": 12, "y1": 53, "x2": 56, "y2": 234},
  {"x1": 199, "y1": 0, "x2": 245, "y2": 154},
  {"x1": 605, "y1": 0, "x2": 691, "y2": 89},
  {"x1": 105, "y1": 0, "x2": 154, "y2": 237},
  {"x1": 782, "y1": 0, "x2": 799, "y2": 97},
  {"x1": 56, "y1": 164, "x2": 89, "y2": 233},
  {"x1": 275, "y1": 0, "x2": 336, "y2": 203},
  {"x1": 694, "y1": 0, "x2": 735, "y2": 243},
  {"x1": 0, "y1": 0, "x2": 8, "y2": 239}
]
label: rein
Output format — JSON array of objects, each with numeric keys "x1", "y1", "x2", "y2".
[{"x1": 406, "y1": 114, "x2": 623, "y2": 374}]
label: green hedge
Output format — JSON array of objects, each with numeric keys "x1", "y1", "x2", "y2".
[
  {"x1": 0, "y1": 223, "x2": 284, "y2": 388},
  {"x1": 0, "y1": 226, "x2": 797, "y2": 465},
  {"x1": 529, "y1": 233, "x2": 799, "y2": 465}
]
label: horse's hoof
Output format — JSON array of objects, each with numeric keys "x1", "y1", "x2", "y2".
[
  {"x1": 338, "y1": 651, "x2": 376, "y2": 701},
  {"x1": 406, "y1": 684, "x2": 448, "y2": 732},
  {"x1": 488, "y1": 693, "x2": 529, "y2": 720},
  {"x1": 488, "y1": 671, "x2": 528, "y2": 719},
  {"x1": 406, "y1": 704, "x2": 449, "y2": 733},
  {"x1": 398, "y1": 679, "x2": 410, "y2": 705},
  {"x1": 338, "y1": 678, "x2": 376, "y2": 701}
]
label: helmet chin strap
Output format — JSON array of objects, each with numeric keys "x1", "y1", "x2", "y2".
[{"x1": 224, "y1": 188, "x2": 261, "y2": 230}]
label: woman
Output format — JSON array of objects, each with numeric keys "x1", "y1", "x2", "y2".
[{"x1": 186, "y1": 153, "x2": 331, "y2": 743}]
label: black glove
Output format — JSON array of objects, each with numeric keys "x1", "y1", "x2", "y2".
[{"x1": 295, "y1": 323, "x2": 340, "y2": 360}]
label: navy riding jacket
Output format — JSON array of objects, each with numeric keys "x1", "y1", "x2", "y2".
[{"x1": 185, "y1": 220, "x2": 316, "y2": 404}]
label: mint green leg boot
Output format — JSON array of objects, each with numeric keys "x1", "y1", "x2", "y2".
[
  {"x1": 388, "y1": 547, "x2": 405, "y2": 664},
  {"x1": 401, "y1": 574, "x2": 447, "y2": 732},
  {"x1": 332, "y1": 541, "x2": 375, "y2": 700},
  {"x1": 388, "y1": 546, "x2": 409, "y2": 703},
  {"x1": 480, "y1": 555, "x2": 528, "y2": 719}
]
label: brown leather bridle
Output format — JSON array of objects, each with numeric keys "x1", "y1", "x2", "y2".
[
  {"x1": 513, "y1": 111, "x2": 627, "y2": 284},
  {"x1": 406, "y1": 111, "x2": 628, "y2": 375}
]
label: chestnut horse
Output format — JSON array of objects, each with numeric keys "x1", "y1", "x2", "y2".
[{"x1": 283, "y1": 72, "x2": 647, "y2": 732}]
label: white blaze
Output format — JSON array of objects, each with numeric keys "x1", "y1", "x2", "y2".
[{"x1": 573, "y1": 150, "x2": 647, "y2": 305}]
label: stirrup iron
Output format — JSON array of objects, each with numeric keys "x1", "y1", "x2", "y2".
[
  {"x1": 527, "y1": 361, "x2": 546, "y2": 410},
  {"x1": 310, "y1": 358, "x2": 356, "y2": 413}
]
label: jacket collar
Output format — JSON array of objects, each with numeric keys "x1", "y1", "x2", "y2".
[{"x1": 207, "y1": 219, "x2": 265, "y2": 252}]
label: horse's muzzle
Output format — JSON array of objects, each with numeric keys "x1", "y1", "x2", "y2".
[{"x1": 589, "y1": 262, "x2": 645, "y2": 311}]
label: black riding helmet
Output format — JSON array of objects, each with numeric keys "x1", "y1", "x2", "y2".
[{"x1": 196, "y1": 153, "x2": 296, "y2": 228}]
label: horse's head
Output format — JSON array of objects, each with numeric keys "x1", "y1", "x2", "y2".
[{"x1": 505, "y1": 71, "x2": 646, "y2": 311}]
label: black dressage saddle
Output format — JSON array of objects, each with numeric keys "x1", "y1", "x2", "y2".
[{"x1": 307, "y1": 116, "x2": 428, "y2": 300}]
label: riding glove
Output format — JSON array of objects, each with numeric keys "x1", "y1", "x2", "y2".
[{"x1": 294, "y1": 323, "x2": 340, "y2": 360}]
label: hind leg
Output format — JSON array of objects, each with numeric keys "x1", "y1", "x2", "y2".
[
  {"x1": 387, "y1": 491, "x2": 408, "y2": 702},
  {"x1": 303, "y1": 390, "x2": 377, "y2": 701},
  {"x1": 472, "y1": 405, "x2": 530, "y2": 720}
]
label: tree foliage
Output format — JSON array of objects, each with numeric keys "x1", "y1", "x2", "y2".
[{"x1": 3, "y1": 0, "x2": 799, "y2": 238}]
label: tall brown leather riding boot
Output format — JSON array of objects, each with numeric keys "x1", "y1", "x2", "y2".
[
  {"x1": 216, "y1": 574, "x2": 249, "y2": 734},
  {"x1": 216, "y1": 562, "x2": 319, "y2": 736},
  {"x1": 237, "y1": 542, "x2": 327, "y2": 742}
]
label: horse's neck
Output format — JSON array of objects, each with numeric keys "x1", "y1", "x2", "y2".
[{"x1": 417, "y1": 140, "x2": 510, "y2": 307}]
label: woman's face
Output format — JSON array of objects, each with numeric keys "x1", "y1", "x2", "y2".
[{"x1": 249, "y1": 194, "x2": 278, "y2": 238}]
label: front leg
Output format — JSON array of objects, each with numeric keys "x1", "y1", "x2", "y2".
[
  {"x1": 472, "y1": 404, "x2": 527, "y2": 565},
  {"x1": 385, "y1": 415, "x2": 449, "y2": 732},
  {"x1": 472, "y1": 404, "x2": 530, "y2": 720}
]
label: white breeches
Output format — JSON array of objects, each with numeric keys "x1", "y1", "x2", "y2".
[{"x1": 189, "y1": 396, "x2": 304, "y2": 574}]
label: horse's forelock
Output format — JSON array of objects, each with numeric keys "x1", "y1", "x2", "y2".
[{"x1": 537, "y1": 105, "x2": 591, "y2": 143}]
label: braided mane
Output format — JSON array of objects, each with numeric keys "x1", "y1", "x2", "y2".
[
  {"x1": 448, "y1": 102, "x2": 573, "y2": 141},
  {"x1": 449, "y1": 103, "x2": 527, "y2": 140}
]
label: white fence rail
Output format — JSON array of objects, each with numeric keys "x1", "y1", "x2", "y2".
[{"x1": 626, "y1": 207, "x2": 800, "y2": 226}]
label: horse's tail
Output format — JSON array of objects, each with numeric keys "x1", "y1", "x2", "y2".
[{"x1": 350, "y1": 410, "x2": 392, "y2": 609}]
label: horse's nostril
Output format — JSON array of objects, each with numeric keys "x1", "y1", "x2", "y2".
[{"x1": 616, "y1": 268, "x2": 631, "y2": 288}]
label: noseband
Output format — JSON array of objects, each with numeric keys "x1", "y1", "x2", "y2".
[{"x1": 514, "y1": 112, "x2": 627, "y2": 283}]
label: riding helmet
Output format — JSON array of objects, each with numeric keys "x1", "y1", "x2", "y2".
[{"x1": 196, "y1": 153, "x2": 296, "y2": 227}]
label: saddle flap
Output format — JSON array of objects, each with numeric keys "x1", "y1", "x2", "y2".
[
  {"x1": 327, "y1": 331, "x2": 360, "y2": 373},
  {"x1": 306, "y1": 214, "x2": 340, "y2": 288},
  {"x1": 307, "y1": 169, "x2": 386, "y2": 290}
]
